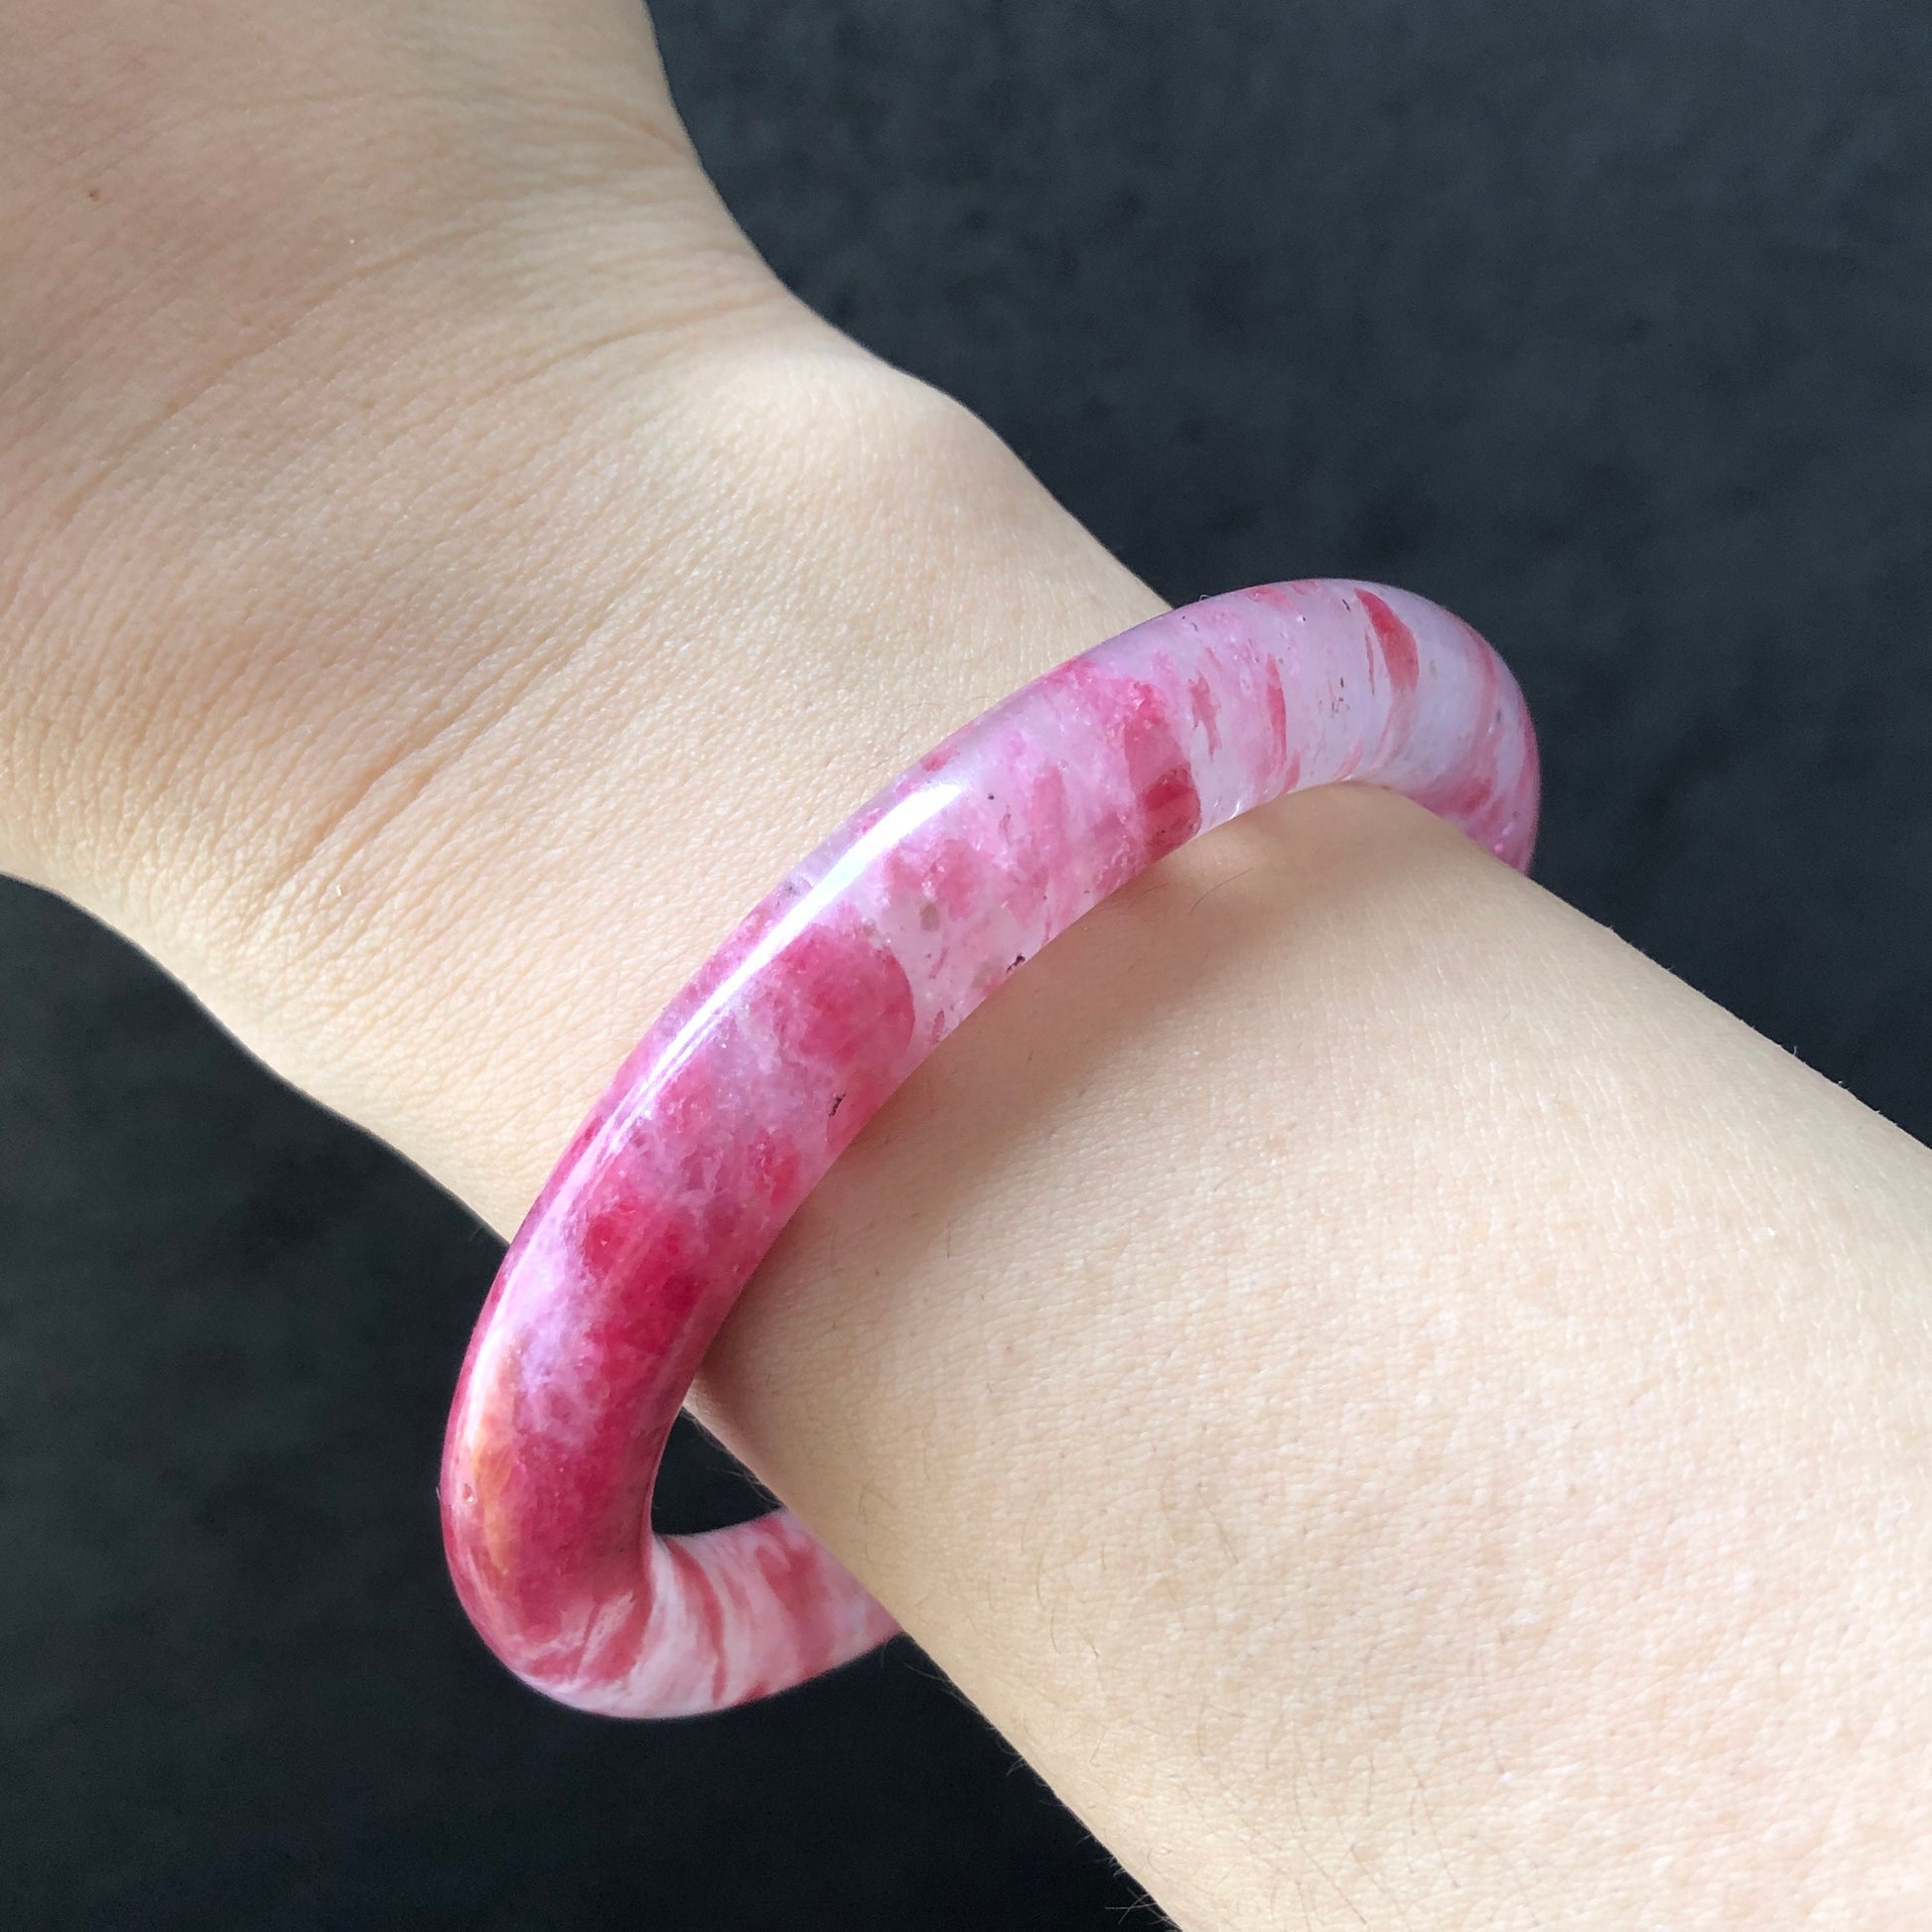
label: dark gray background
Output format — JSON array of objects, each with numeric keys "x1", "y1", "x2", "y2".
[{"x1": 5, "y1": 1, "x2": 1930, "y2": 1924}]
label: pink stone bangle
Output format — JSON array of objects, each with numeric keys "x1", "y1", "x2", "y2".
[{"x1": 441, "y1": 579, "x2": 1540, "y2": 1718}]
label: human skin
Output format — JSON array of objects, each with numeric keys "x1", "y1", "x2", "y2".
[{"x1": 2, "y1": 5, "x2": 1928, "y2": 1928}]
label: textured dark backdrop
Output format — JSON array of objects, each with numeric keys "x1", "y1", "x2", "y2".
[{"x1": 5, "y1": 2, "x2": 1931, "y2": 1925}]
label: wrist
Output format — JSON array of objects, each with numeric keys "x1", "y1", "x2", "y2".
[{"x1": 37, "y1": 319, "x2": 1160, "y2": 1233}]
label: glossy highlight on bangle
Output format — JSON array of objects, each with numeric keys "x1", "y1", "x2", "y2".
[{"x1": 441, "y1": 579, "x2": 1541, "y2": 1718}]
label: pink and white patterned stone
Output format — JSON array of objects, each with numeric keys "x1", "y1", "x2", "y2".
[{"x1": 441, "y1": 580, "x2": 1540, "y2": 1717}]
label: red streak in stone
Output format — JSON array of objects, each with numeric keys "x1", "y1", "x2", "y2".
[
  {"x1": 1117, "y1": 683, "x2": 1201, "y2": 863},
  {"x1": 1264, "y1": 659, "x2": 1290, "y2": 777},
  {"x1": 1188, "y1": 673, "x2": 1223, "y2": 753},
  {"x1": 1359, "y1": 589, "x2": 1421, "y2": 698},
  {"x1": 666, "y1": 1539, "x2": 728, "y2": 1691},
  {"x1": 761, "y1": 922, "x2": 915, "y2": 1074}
]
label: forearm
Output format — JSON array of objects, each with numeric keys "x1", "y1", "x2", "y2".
[
  {"x1": 7, "y1": 22, "x2": 1924, "y2": 1893},
  {"x1": 4, "y1": 305, "x2": 1161, "y2": 1214},
  {"x1": 13, "y1": 291, "x2": 1931, "y2": 1921},
  {"x1": 718, "y1": 778, "x2": 1932, "y2": 1925}
]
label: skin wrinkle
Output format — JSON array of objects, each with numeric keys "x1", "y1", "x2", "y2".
[{"x1": 22, "y1": 317, "x2": 838, "y2": 950}]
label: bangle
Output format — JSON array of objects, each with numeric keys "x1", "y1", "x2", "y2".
[{"x1": 441, "y1": 579, "x2": 1540, "y2": 1718}]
